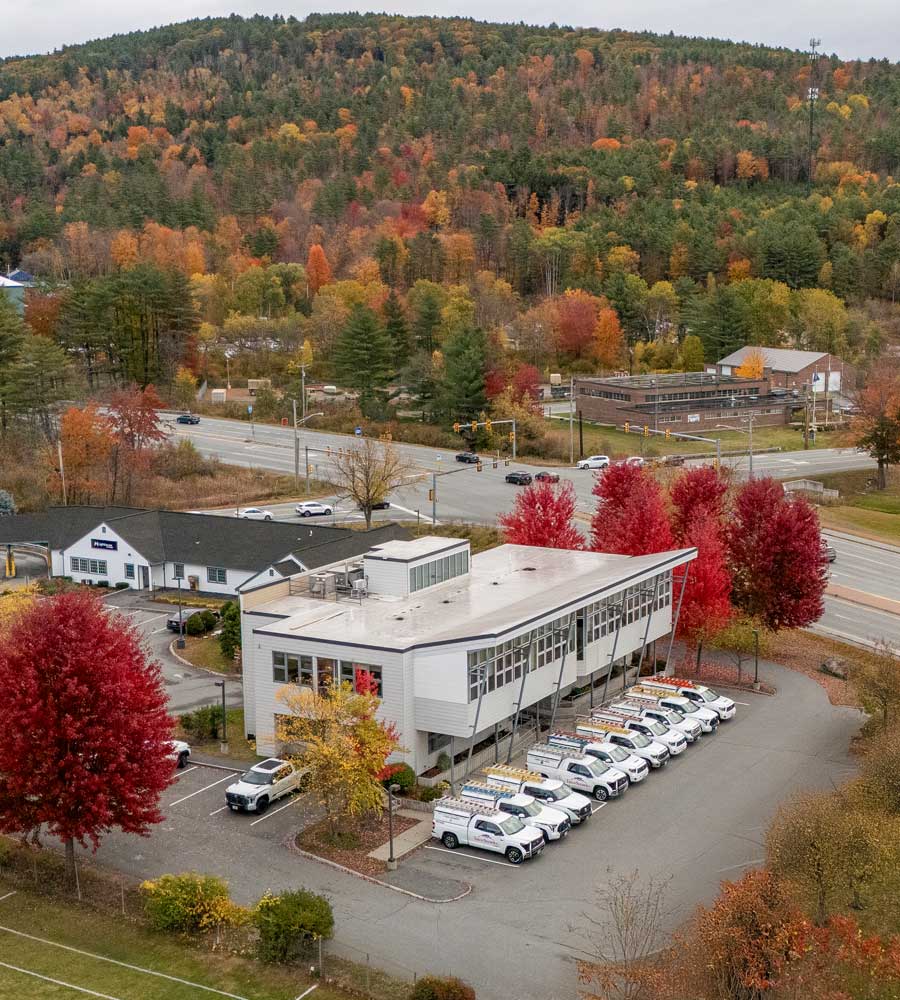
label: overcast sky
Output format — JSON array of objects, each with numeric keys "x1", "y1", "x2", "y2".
[{"x1": 2, "y1": 1, "x2": 898, "y2": 63}]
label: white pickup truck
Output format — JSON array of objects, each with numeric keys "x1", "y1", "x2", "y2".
[
  {"x1": 611, "y1": 697, "x2": 702, "y2": 741},
  {"x1": 460, "y1": 782, "x2": 571, "y2": 841},
  {"x1": 482, "y1": 765, "x2": 593, "y2": 825},
  {"x1": 628, "y1": 686, "x2": 720, "y2": 733},
  {"x1": 527, "y1": 744, "x2": 628, "y2": 801},
  {"x1": 576, "y1": 721, "x2": 670, "y2": 769},
  {"x1": 639, "y1": 676, "x2": 736, "y2": 720},
  {"x1": 432, "y1": 797, "x2": 545, "y2": 864},
  {"x1": 592, "y1": 709, "x2": 688, "y2": 756},
  {"x1": 224, "y1": 758, "x2": 303, "y2": 814},
  {"x1": 546, "y1": 730, "x2": 649, "y2": 784}
]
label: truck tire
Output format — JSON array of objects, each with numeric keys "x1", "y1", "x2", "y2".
[
  {"x1": 441, "y1": 833, "x2": 459, "y2": 850},
  {"x1": 255, "y1": 797, "x2": 269, "y2": 814},
  {"x1": 177, "y1": 751, "x2": 189, "y2": 769},
  {"x1": 505, "y1": 847, "x2": 524, "y2": 865},
  {"x1": 593, "y1": 786, "x2": 609, "y2": 802}
]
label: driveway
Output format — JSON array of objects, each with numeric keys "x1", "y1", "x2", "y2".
[
  {"x1": 102, "y1": 591, "x2": 242, "y2": 716},
  {"x1": 80, "y1": 658, "x2": 861, "y2": 1000}
]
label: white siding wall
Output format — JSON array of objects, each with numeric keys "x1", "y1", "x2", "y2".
[
  {"x1": 362, "y1": 556, "x2": 410, "y2": 597},
  {"x1": 155, "y1": 561, "x2": 255, "y2": 596},
  {"x1": 60, "y1": 524, "x2": 153, "y2": 589}
]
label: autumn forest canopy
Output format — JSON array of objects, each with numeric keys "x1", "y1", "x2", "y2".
[{"x1": 1, "y1": 12, "x2": 900, "y2": 416}]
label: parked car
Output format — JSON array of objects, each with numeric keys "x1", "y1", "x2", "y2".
[
  {"x1": 460, "y1": 782, "x2": 571, "y2": 842},
  {"x1": 239, "y1": 507, "x2": 274, "y2": 521},
  {"x1": 225, "y1": 758, "x2": 303, "y2": 814},
  {"x1": 534, "y1": 471, "x2": 561, "y2": 483},
  {"x1": 822, "y1": 538, "x2": 837, "y2": 562},
  {"x1": 175, "y1": 413, "x2": 200, "y2": 425},
  {"x1": 455, "y1": 452, "x2": 480, "y2": 464},
  {"x1": 432, "y1": 797, "x2": 545, "y2": 864},
  {"x1": 168, "y1": 740, "x2": 191, "y2": 769},
  {"x1": 624, "y1": 456, "x2": 644, "y2": 467},
  {"x1": 295, "y1": 501, "x2": 333, "y2": 517},
  {"x1": 505, "y1": 470, "x2": 533, "y2": 485},
  {"x1": 576, "y1": 455, "x2": 610, "y2": 470},
  {"x1": 359, "y1": 499, "x2": 391, "y2": 511},
  {"x1": 166, "y1": 607, "x2": 219, "y2": 632},
  {"x1": 663, "y1": 454, "x2": 685, "y2": 467}
]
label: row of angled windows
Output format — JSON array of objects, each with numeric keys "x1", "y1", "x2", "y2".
[
  {"x1": 409, "y1": 549, "x2": 469, "y2": 592},
  {"x1": 583, "y1": 574, "x2": 672, "y2": 644},
  {"x1": 272, "y1": 652, "x2": 383, "y2": 696}
]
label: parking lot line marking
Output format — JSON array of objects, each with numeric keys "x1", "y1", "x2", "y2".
[
  {"x1": 152, "y1": 626, "x2": 173, "y2": 634},
  {"x1": 174, "y1": 765, "x2": 199, "y2": 779},
  {"x1": 209, "y1": 805, "x2": 228, "y2": 816},
  {"x1": 590, "y1": 803, "x2": 607, "y2": 815},
  {"x1": 168, "y1": 773, "x2": 233, "y2": 807},
  {"x1": 249, "y1": 797, "x2": 296, "y2": 826},
  {"x1": 0, "y1": 924, "x2": 252, "y2": 999},
  {"x1": 424, "y1": 846, "x2": 518, "y2": 868},
  {"x1": 0, "y1": 960, "x2": 124, "y2": 999},
  {"x1": 0, "y1": 891, "x2": 16, "y2": 902},
  {"x1": 715, "y1": 857, "x2": 765, "y2": 874},
  {"x1": 732, "y1": 701, "x2": 751, "y2": 706},
  {"x1": 295, "y1": 986, "x2": 318, "y2": 999}
]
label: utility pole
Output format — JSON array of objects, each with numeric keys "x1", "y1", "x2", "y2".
[
  {"x1": 431, "y1": 472, "x2": 437, "y2": 524},
  {"x1": 300, "y1": 364, "x2": 307, "y2": 419},
  {"x1": 803, "y1": 385, "x2": 810, "y2": 449},
  {"x1": 807, "y1": 38, "x2": 821, "y2": 192},
  {"x1": 569, "y1": 375, "x2": 575, "y2": 464},
  {"x1": 748, "y1": 413, "x2": 754, "y2": 478},
  {"x1": 57, "y1": 439, "x2": 67, "y2": 505},
  {"x1": 511, "y1": 418, "x2": 517, "y2": 460},
  {"x1": 305, "y1": 445, "x2": 310, "y2": 494},
  {"x1": 292, "y1": 398, "x2": 300, "y2": 488}
]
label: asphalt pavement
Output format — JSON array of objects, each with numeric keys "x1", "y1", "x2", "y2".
[{"x1": 78, "y1": 658, "x2": 862, "y2": 1000}]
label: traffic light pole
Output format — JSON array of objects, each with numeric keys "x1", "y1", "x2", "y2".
[{"x1": 431, "y1": 472, "x2": 437, "y2": 524}]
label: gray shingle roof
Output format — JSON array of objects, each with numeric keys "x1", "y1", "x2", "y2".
[
  {"x1": 717, "y1": 347, "x2": 828, "y2": 373},
  {"x1": 0, "y1": 506, "x2": 410, "y2": 574}
]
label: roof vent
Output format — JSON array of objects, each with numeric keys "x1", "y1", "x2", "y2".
[
  {"x1": 522, "y1": 566, "x2": 537, "y2": 572},
  {"x1": 492, "y1": 581, "x2": 499, "y2": 586},
  {"x1": 394, "y1": 615, "x2": 405, "y2": 621},
  {"x1": 442, "y1": 599, "x2": 451, "y2": 604}
]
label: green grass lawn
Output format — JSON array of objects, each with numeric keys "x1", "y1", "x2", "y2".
[
  {"x1": 180, "y1": 633, "x2": 236, "y2": 674},
  {"x1": 184, "y1": 708, "x2": 262, "y2": 763},
  {"x1": 811, "y1": 468, "x2": 900, "y2": 545},
  {"x1": 0, "y1": 885, "x2": 341, "y2": 1000}
]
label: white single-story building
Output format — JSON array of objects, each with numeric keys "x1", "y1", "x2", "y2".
[
  {"x1": 239, "y1": 535, "x2": 696, "y2": 775},
  {"x1": 0, "y1": 506, "x2": 409, "y2": 596}
]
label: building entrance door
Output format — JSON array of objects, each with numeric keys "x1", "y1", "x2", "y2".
[{"x1": 140, "y1": 565, "x2": 150, "y2": 589}]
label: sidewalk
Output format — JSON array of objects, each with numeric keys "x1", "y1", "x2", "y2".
[{"x1": 368, "y1": 810, "x2": 432, "y2": 862}]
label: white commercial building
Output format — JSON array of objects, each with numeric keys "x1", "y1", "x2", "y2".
[{"x1": 240, "y1": 536, "x2": 696, "y2": 775}]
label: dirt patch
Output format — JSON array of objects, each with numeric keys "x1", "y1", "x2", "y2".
[
  {"x1": 765, "y1": 630, "x2": 865, "y2": 708},
  {"x1": 296, "y1": 814, "x2": 419, "y2": 877},
  {"x1": 671, "y1": 657, "x2": 776, "y2": 695}
]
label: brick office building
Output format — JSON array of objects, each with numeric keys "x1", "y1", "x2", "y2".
[
  {"x1": 714, "y1": 347, "x2": 856, "y2": 395},
  {"x1": 574, "y1": 371, "x2": 791, "y2": 431}
]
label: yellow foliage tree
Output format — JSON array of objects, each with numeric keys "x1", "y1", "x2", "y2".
[
  {"x1": 421, "y1": 189, "x2": 450, "y2": 229},
  {"x1": 735, "y1": 346, "x2": 767, "y2": 380},
  {"x1": 172, "y1": 366, "x2": 197, "y2": 410},
  {"x1": 0, "y1": 584, "x2": 39, "y2": 637}
]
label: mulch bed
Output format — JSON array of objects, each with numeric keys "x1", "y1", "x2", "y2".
[
  {"x1": 765, "y1": 630, "x2": 865, "y2": 708},
  {"x1": 671, "y1": 657, "x2": 777, "y2": 695},
  {"x1": 296, "y1": 814, "x2": 420, "y2": 878}
]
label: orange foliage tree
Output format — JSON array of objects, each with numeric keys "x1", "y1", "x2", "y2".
[{"x1": 306, "y1": 244, "x2": 333, "y2": 296}]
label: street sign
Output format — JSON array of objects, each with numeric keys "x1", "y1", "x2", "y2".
[
  {"x1": 355, "y1": 426, "x2": 362, "y2": 436},
  {"x1": 247, "y1": 404, "x2": 253, "y2": 414}
]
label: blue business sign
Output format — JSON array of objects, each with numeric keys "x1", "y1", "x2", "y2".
[{"x1": 91, "y1": 538, "x2": 117, "y2": 551}]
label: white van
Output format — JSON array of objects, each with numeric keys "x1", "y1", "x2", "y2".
[
  {"x1": 609, "y1": 699, "x2": 702, "y2": 742},
  {"x1": 592, "y1": 709, "x2": 688, "y2": 755},
  {"x1": 576, "y1": 721, "x2": 669, "y2": 769},
  {"x1": 526, "y1": 744, "x2": 628, "y2": 801},
  {"x1": 628, "y1": 686, "x2": 720, "y2": 733},
  {"x1": 431, "y1": 797, "x2": 545, "y2": 864},
  {"x1": 482, "y1": 765, "x2": 593, "y2": 825},
  {"x1": 546, "y1": 730, "x2": 649, "y2": 784},
  {"x1": 460, "y1": 781, "x2": 570, "y2": 841},
  {"x1": 640, "y1": 676, "x2": 736, "y2": 720}
]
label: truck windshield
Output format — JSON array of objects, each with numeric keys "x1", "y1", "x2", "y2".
[
  {"x1": 675, "y1": 701, "x2": 699, "y2": 715},
  {"x1": 605, "y1": 746, "x2": 630, "y2": 762},
  {"x1": 647, "y1": 721, "x2": 668, "y2": 736},
  {"x1": 664, "y1": 710, "x2": 685, "y2": 723},
  {"x1": 588, "y1": 760, "x2": 610, "y2": 778},
  {"x1": 696, "y1": 689, "x2": 717, "y2": 703},
  {"x1": 538, "y1": 786, "x2": 567, "y2": 801},
  {"x1": 240, "y1": 771, "x2": 273, "y2": 785},
  {"x1": 629, "y1": 733, "x2": 651, "y2": 748},
  {"x1": 520, "y1": 801, "x2": 541, "y2": 817},
  {"x1": 500, "y1": 816, "x2": 525, "y2": 835}
]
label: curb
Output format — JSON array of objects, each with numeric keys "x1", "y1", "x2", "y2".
[{"x1": 287, "y1": 843, "x2": 472, "y2": 904}]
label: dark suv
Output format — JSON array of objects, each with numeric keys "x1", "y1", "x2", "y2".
[
  {"x1": 455, "y1": 452, "x2": 479, "y2": 464},
  {"x1": 505, "y1": 471, "x2": 533, "y2": 486},
  {"x1": 166, "y1": 607, "x2": 218, "y2": 632},
  {"x1": 176, "y1": 413, "x2": 200, "y2": 425}
]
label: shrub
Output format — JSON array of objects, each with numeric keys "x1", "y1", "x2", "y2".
[
  {"x1": 436, "y1": 752, "x2": 451, "y2": 772},
  {"x1": 141, "y1": 872, "x2": 246, "y2": 933},
  {"x1": 252, "y1": 889, "x2": 334, "y2": 963},
  {"x1": 409, "y1": 975, "x2": 476, "y2": 1000},
  {"x1": 382, "y1": 762, "x2": 416, "y2": 793},
  {"x1": 418, "y1": 785, "x2": 445, "y2": 802},
  {"x1": 219, "y1": 601, "x2": 241, "y2": 659},
  {"x1": 180, "y1": 705, "x2": 223, "y2": 741},
  {"x1": 114, "y1": 581, "x2": 130, "y2": 590},
  {"x1": 199, "y1": 609, "x2": 218, "y2": 632},
  {"x1": 185, "y1": 614, "x2": 207, "y2": 637}
]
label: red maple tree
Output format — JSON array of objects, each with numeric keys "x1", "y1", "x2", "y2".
[
  {"x1": 0, "y1": 591, "x2": 175, "y2": 875},
  {"x1": 499, "y1": 480, "x2": 583, "y2": 549},
  {"x1": 675, "y1": 513, "x2": 733, "y2": 646},
  {"x1": 107, "y1": 383, "x2": 166, "y2": 502},
  {"x1": 590, "y1": 463, "x2": 674, "y2": 555},
  {"x1": 728, "y1": 477, "x2": 825, "y2": 630},
  {"x1": 670, "y1": 465, "x2": 729, "y2": 539}
]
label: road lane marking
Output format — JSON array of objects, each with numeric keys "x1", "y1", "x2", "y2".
[
  {"x1": 0, "y1": 891, "x2": 16, "y2": 902},
  {"x1": 0, "y1": 962, "x2": 123, "y2": 999},
  {"x1": 296, "y1": 987, "x2": 319, "y2": 999},
  {"x1": 715, "y1": 857, "x2": 765, "y2": 873},
  {"x1": 168, "y1": 773, "x2": 233, "y2": 807},
  {"x1": 424, "y1": 846, "x2": 520, "y2": 868},
  {"x1": 249, "y1": 797, "x2": 298, "y2": 826}
]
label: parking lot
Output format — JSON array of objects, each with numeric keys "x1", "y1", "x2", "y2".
[{"x1": 87, "y1": 660, "x2": 862, "y2": 1000}]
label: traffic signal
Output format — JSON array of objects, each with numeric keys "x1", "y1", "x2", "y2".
[
  {"x1": 453, "y1": 422, "x2": 461, "y2": 433},
  {"x1": 484, "y1": 419, "x2": 492, "y2": 432},
  {"x1": 624, "y1": 422, "x2": 630, "y2": 434},
  {"x1": 665, "y1": 428, "x2": 671, "y2": 440},
  {"x1": 471, "y1": 420, "x2": 478, "y2": 433},
  {"x1": 428, "y1": 489, "x2": 434, "y2": 501},
  {"x1": 643, "y1": 425, "x2": 649, "y2": 437},
  {"x1": 508, "y1": 431, "x2": 515, "y2": 442}
]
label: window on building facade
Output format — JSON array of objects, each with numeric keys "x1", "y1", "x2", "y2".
[
  {"x1": 70, "y1": 557, "x2": 108, "y2": 575},
  {"x1": 207, "y1": 566, "x2": 227, "y2": 584},
  {"x1": 173, "y1": 563, "x2": 185, "y2": 579},
  {"x1": 409, "y1": 549, "x2": 469, "y2": 593},
  {"x1": 339, "y1": 660, "x2": 383, "y2": 695},
  {"x1": 428, "y1": 732, "x2": 451, "y2": 754},
  {"x1": 124, "y1": 563, "x2": 135, "y2": 579},
  {"x1": 271, "y1": 652, "x2": 316, "y2": 687}
]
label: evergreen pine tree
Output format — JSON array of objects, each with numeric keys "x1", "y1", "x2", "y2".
[
  {"x1": 382, "y1": 290, "x2": 411, "y2": 370},
  {"x1": 440, "y1": 325, "x2": 487, "y2": 420},
  {"x1": 412, "y1": 290, "x2": 442, "y2": 355},
  {"x1": 334, "y1": 305, "x2": 394, "y2": 414},
  {"x1": 0, "y1": 295, "x2": 26, "y2": 433}
]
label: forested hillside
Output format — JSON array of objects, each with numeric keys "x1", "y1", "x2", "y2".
[{"x1": 1, "y1": 13, "x2": 899, "y2": 413}]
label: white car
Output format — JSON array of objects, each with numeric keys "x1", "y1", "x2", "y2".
[
  {"x1": 576, "y1": 454, "x2": 610, "y2": 470},
  {"x1": 624, "y1": 456, "x2": 644, "y2": 467},
  {"x1": 225, "y1": 758, "x2": 302, "y2": 813},
  {"x1": 168, "y1": 740, "x2": 191, "y2": 769},
  {"x1": 295, "y1": 501, "x2": 334, "y2": 517},
  {"x1": 239, "y1": 507, "x2": 274, "y2": 521}
]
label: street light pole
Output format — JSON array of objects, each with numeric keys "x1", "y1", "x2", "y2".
[
  {"x1": 300, "y1": 364, "x2": 307, "y2": 419},
  {"x1": 215, "y1": 680, "x2": 228, "y2": 753},
  {"x1": 752, "y1": 628, "x2": 760, "y2": 691},
  {"x1": 176, "y1": 579, "x2": 185, "y2": 649},
  {"x1": 387, "y1": 782, "x2": 400, "y2": 870},
  {"x1": 292, "y1": 398, "x2": 300, "y2": 489},
  {"x1": 305, "y1": 445, "x2": 310, "y2": 494}
]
